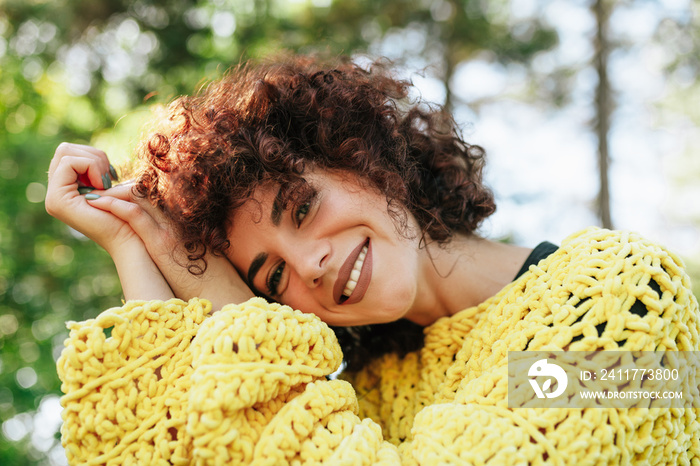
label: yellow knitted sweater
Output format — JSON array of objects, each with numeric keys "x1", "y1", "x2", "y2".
[{"x1": 57, "y1": 228, "x2": 699, "y2": 465}]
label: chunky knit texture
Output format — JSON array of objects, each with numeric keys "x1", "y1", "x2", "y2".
[{"x1": 57, "y1": 228, "x2": 700, "y2": 464}]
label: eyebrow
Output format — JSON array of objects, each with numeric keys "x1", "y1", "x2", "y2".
[
  {"x1": 246, "y1": 185, "x2": 284, "y2": 295},
  {"x1": 247, "y1": 252, "x2": 268, "y2": 294}
]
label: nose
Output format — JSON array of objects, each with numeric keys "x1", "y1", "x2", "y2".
[{"x1": 287, "y1": 238, "x2": 331, "y2": 288}]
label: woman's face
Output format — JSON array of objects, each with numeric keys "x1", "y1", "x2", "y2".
[{"x1": 226, "y1": 168, "x2": 425, "y2": 326}]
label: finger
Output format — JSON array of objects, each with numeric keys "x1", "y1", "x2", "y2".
[
  {"x1": 86, "y1": 195, "x2": 161, "y2": 240},
  {"x1": 52, "y1": 143, "x2": 108, "y2": 172},
  {"x1": 49, "y1": 155, "x2": 109, "y2": 195},
  {"x1": 104, "y1": 183, "x2": 136, "y2": 201},
  {"x1": 46, "y1": 159, "x2": 105, "y2": 221},
  {"x1": 50, "y1": 143, "x2": 113, "y2": 189},
  {"x1": 54, "y1": 142, "x2": 110, "y2": 162},
  {"x1": 118, "y1": 184, "x2": 173, "y2": 224},
  {"x1": 68, "y1": 144, "x2": 119, "y2": 182},
  {"x1": 89, "y1": 195, "x2": 185, "y2": 265},
  {"x1": 103, "y1": 184, "x2": 169, "y2": 225},
  {"x1": 71, "y1": 144, "x2": 119, "y2": 182}
]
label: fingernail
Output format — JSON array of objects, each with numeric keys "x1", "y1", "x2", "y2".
[
  {"x1": 109, "y1": 165, "x2": 119, "y2": 181},
  {"x1": 85, "y1": 193, "x2": 101, "y2": 200},
  {"x1": 78, "y1": 186, "x2": 96, "y2": 194},
  {"x1": 102, "y1": 173, "x2": 112, "y2": 190}
]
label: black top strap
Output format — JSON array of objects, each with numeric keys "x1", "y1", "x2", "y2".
[{"x1": 514, "y1": 241, "x2": 559, "y2": 280}]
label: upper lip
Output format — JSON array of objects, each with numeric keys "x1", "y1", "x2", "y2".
[{"x1": 333, "y1": 239, "x2": 369, "y2": 305}]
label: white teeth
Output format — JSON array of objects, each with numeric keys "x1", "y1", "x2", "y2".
[{"x1": 342, "y1": 245, "x2": 367, "y2": 298}]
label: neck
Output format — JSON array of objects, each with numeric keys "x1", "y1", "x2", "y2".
[{"x1": 406, "y1": 234, "x2": 532, "y2": 326}]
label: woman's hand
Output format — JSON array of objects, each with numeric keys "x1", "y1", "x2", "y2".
[
  {"x1": 46, "y1": 143, "x2": 174, "y2": 301},
  {"x1": 46, "y1": 143, "x2": 133, "y2": 253},
  {"x1": 47, "y1": 142, "x2": 253, "y2": 309},
  {"x1": 87, "y1": 181, "x2": 254, "y2": 311}
]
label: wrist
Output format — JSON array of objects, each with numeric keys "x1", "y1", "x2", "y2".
[
  {"x1": 100, "y1": 225, "x2": 147, "y2": 260},
  {"x1": 196, "y1": 272, "x2": 255, "y2": 311},
  {"x1": 156, "y1": 253, "x2": 254, "y2": 310},
  {"x1": 110, "y1": 239, "x2": 174, "y2": 302}
]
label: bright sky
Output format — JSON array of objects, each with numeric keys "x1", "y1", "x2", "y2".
[{"x1": 393, "y1": 0, "x2": 700, "y2": 258}]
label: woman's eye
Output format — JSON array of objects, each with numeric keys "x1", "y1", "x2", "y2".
[
  {"x1": 295, "y1": 202, "x2": 310, "y2": 225},
  {"x1": 267, "y1": 262, "x2": 285, "y2": 296}
]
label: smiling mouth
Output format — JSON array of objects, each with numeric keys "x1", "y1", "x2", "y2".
[
  {"x1": 340, "y1": 244, "x2": 368, "y2": 303},
  {"x1": 334, "y1": 238, "x2": 372, "y2": 305}
]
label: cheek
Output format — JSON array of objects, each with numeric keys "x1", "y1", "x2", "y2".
[
  {"x1": 277, "y1": 278, "x2": 312, "y2": 310},
  {"x1": 381, "y1": 277, "x2": 416, "y2": 315},
  {"x1": 375, "y1": 245, "x2": 420, "y2": 309},
  {"x1": 277, "y1": 281, "x2": 344, "y2": 324}
]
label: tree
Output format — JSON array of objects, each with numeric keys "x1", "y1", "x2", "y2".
[
  {"x1": 592, "y1": 0, "x2": 613, "y2": 229},
  {"x1": 0, "y1": 1, "x2": 559, "y2": 463}
]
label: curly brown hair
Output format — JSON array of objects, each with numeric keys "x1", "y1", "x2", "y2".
[{"x1": 133, "y1": 54, "x2": 495, "y2": 371}]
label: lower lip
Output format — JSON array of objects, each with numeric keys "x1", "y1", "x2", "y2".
[{"x1": 342, "y1": 239, "x2": 372, "y2": 305}]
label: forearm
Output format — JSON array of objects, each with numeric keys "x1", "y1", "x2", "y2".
[
  {"x1": 153, "y1": 251, "x2": 254, "y2": 311},
  {"x1": 45, "y1": 143, "x2": 175, "y2": 303},
  {"x1": 83, "y1": 184, "x2": 254, "y2": 309},
  {"x1": 111, "y1": 241, "x2": 174, "y2": 302},
  {"x1": 190, "y1": 265, "x2": 254, "y2": 311}
]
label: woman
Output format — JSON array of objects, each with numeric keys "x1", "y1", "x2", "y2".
[
  {"x1": 47, "y1": 55, "x2": 535, "y2": 369},
  {"x1": 47, "y1": 55, "x2": 699, "y2": 464}
]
